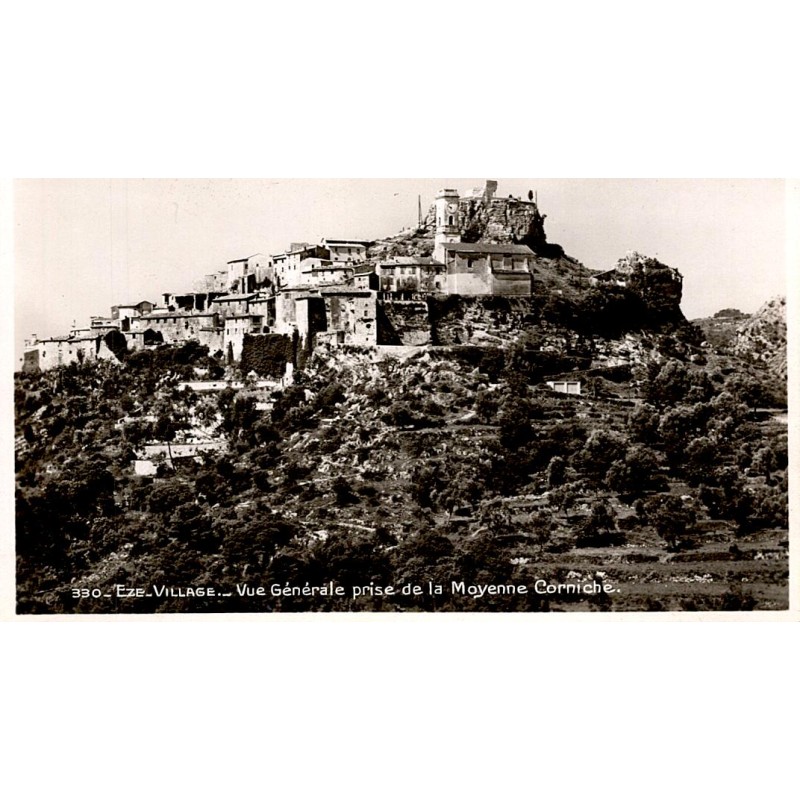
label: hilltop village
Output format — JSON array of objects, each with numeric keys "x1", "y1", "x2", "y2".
[
  {"x1": 22, "y1": 181, "x2": 561, "y2": 373},
  {"x1": 15, "y1": 180, "x2": 789, "y2": 613}
]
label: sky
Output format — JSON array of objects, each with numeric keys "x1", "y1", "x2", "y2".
[{"x1": 14, "y1": 178, "x2": 787, "y2": 364}]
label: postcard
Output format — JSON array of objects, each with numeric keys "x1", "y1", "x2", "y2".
[{"x1": 10, "y1": 178, "x2": 792, "y2": 614}]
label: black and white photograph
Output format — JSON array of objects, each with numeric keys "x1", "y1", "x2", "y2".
[
  {"x1": 4, "y1": 5, "x2": 800, "y2": 800},
  {"x1": 12, "y1": 178, "x2": 790, "y2": 614}
]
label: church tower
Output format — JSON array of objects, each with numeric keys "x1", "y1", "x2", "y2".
[{"x1": 434, "y1": 188, "x2": 461, "y2": 262}]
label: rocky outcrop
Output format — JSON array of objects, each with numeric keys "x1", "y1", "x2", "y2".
[
  {"x1": 734, "y1": 296, "x2": 786, "y2": 381},
  {"x1": 458, "y1": 197, "x2": 558, "y2": 254},
  {"x1": 369, "y1": 192, "x2": 561, "y2": 260},
  {"x1": 377, "y1": 301, "x2": 431, "y2": 346},
  {"x1": 594, "y1": 251, "x2": 684, "y2": 323},
  {"x1": 427, "y1": 296, "x2": 535, "y2": 347}
]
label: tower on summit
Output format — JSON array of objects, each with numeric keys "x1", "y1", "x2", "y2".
[{"x1": 434, "y1": 188, "x2": 461, "y2": 262}]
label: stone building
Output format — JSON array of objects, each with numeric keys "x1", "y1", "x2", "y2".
[
  {"x1": 428, "y1": 186, "x2": 534, "y2": 296},
  {"x1": 209, "y1": 293, "x2": 256, "y2": 319},
  {"x1": 128, "y1": 311, "x2": 220, "y2": 347},
  {"x1": 433, "y1": 188, "x2": 462, "y2": 263},
  {"x1": 224, "y1": 314, "x2": 265, "y2": 360},
  {"x1": 296, "y1": 288, "x2": 378, "y2": 349},
  {"x1": 299, "y1": 258, "x2": 354, "y2": 287},
  {"x1": 248, "y1": 296, "x2": 275, "y2": 329},
  {"x1": 226, "y1": 253, "x2": 272, "y2": 294},
  {"x1": 546, "y1": 379, "x2": 582, "y2": 396},
  {"x1": 273, "y1": 244, "x2": 331, "y2": 289},
  {"x1": 376, "y1": 256, "x2": 445, "y2": 293},
  {"x1": 22, "y1": 332, "x2": 119, "y2": 372},
  {"x1": 353, "y1": 264, "x2": 380, "y2": 291},
  {"x1": 441, "y1": 242, "x2": 534, "y2": 296},
  {"x1": 321, "y1": 238, "x2": 370, "y2": 264},
  {"x1": 162, "y1": 292, "x2": 215, "y2": 313},
  {"x1": 111, "y1": 300, "x2": 156, "y2": 331}
]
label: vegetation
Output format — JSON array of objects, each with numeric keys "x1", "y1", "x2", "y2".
[{"x1": 15, "y1": 302, "x2": 788, "y2": 613}]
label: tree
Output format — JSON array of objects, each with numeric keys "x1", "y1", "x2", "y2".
[
  {"x1": 644, "y1": 360, "x2": 691, "y2": 408},
  {"x1": 550, "y1": 483, "x2": 579, "y2": 522},
  {"x1": 751, "y1": 446, "x2": 775, "y2": 483},
  {"x1": 546, "y1": 456, "x2": 567, "y2": 488},
  {"x1": 576, "y1": 501, "x2": 619, "y2": 547},
  {"x1": 643, "y1": 494, "x2": 696, "y2": 550},
  {"x1": 684, "y1": 436, "x2": 717, "y2": 486},
  {"x1": 529, "y1": 511, "x2": 553, "y2": 553},
  {"x1": 148, "y1": 481, "x2": 194, "y2": 515},
  {"x1": 332, "y1": 477, "x2": 357, "y2": 507},
  {"x1": 154, "y1": 413, "x2": 177, "y2": 443},
  {"x1": 606, "y1": 445, "x2": 664, "y2": 494},
  {"x1": 578, "y1": 429, "x2": 627, "y2": 481},
  {"x1": 497, "y1": 399, "x2": 535, "y2": 450}
]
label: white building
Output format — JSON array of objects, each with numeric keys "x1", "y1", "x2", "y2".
[{"x1": 321, "y1": 238, "x2": 370, "y2": 265}]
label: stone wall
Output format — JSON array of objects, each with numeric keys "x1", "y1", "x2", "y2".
[
  {"x1": 491, "y1": 271, "x2": 533, "y2": 297},
  {"x1": 428, "y1": 296, "x2": 536, "y2": 346},
  {"x1": 377, "y1": 300, "x2": 430, "y2": 345}
]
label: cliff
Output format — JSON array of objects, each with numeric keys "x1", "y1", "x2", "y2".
[{"x1": 593, "y1": 252, "x2": 685, "y2": 324}]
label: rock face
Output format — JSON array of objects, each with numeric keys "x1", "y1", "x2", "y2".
[
  {"x1": 369, "y1": 192, "x2": 560, "y2": 260},
  {"x1": 458, "y1": 196, "x2": 557, "y2": 255},
  {"x1": 427, "y1": 296, "x2": 535, "y2": 346},
  {"x1": 369, "y1": 195, "x2": 686, "y2": 327},
  {"x1": 377, "y1": 301, "x2": 430, "y2": 346},
  {"x1": 595, "y1": 251, "x2": 685, "y2": 323},
  {"x1": 734, "y1": 296, "x2": 787, "y2": 381}
]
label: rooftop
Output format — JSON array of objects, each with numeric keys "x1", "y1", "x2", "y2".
[
  {"x1": 323, "y1": 238, "x2": 371, "y2": 247},
  {"x1": 380, "y1": 256, "x2": 442, "y2": 267},
  {"x1": 227, "y1": 253, "x2": 263, "y2": 264},
  {"x1": 442, "y1": 242, "x2": 535, "y2": 256},
  {"x1": 140, "y1": 311, "x2": 218, "y2": 320},
  {"x1": 211, "y1": 294, "x2": 257, "y2": 302}
]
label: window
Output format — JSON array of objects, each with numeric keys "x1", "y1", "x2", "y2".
[{"x1": 448, "y1": 215, "x2": 454, "y2": 226}]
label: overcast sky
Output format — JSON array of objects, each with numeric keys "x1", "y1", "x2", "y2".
[{"x1": 14, "y1": 178, "x2": 786, "y2": 363}]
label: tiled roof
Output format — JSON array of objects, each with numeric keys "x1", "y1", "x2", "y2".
[{"x1": 441, "y1": 242, "x2": 535, "y2": 256}]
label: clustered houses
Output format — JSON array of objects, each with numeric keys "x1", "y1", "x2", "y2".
[{"x1": 22, "y1": 181, "x2": 537, "y2": 372}]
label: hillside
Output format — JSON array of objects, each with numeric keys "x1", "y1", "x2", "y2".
[
  {"x1": 734, "y1": 297, "x2": 787, "y2": 382},
  {"x1": 692, "y1": 299, "x2": 787, "y2": 406},
  {"x1": 692, "y1": 308, "x2": 751, "y2": 351},
  {"x1": 15, "y1": 316, "x2": 788, "y2": 612},
  {"x1": 14, "y1": 197, "x2": 789, "y2": 613}
]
